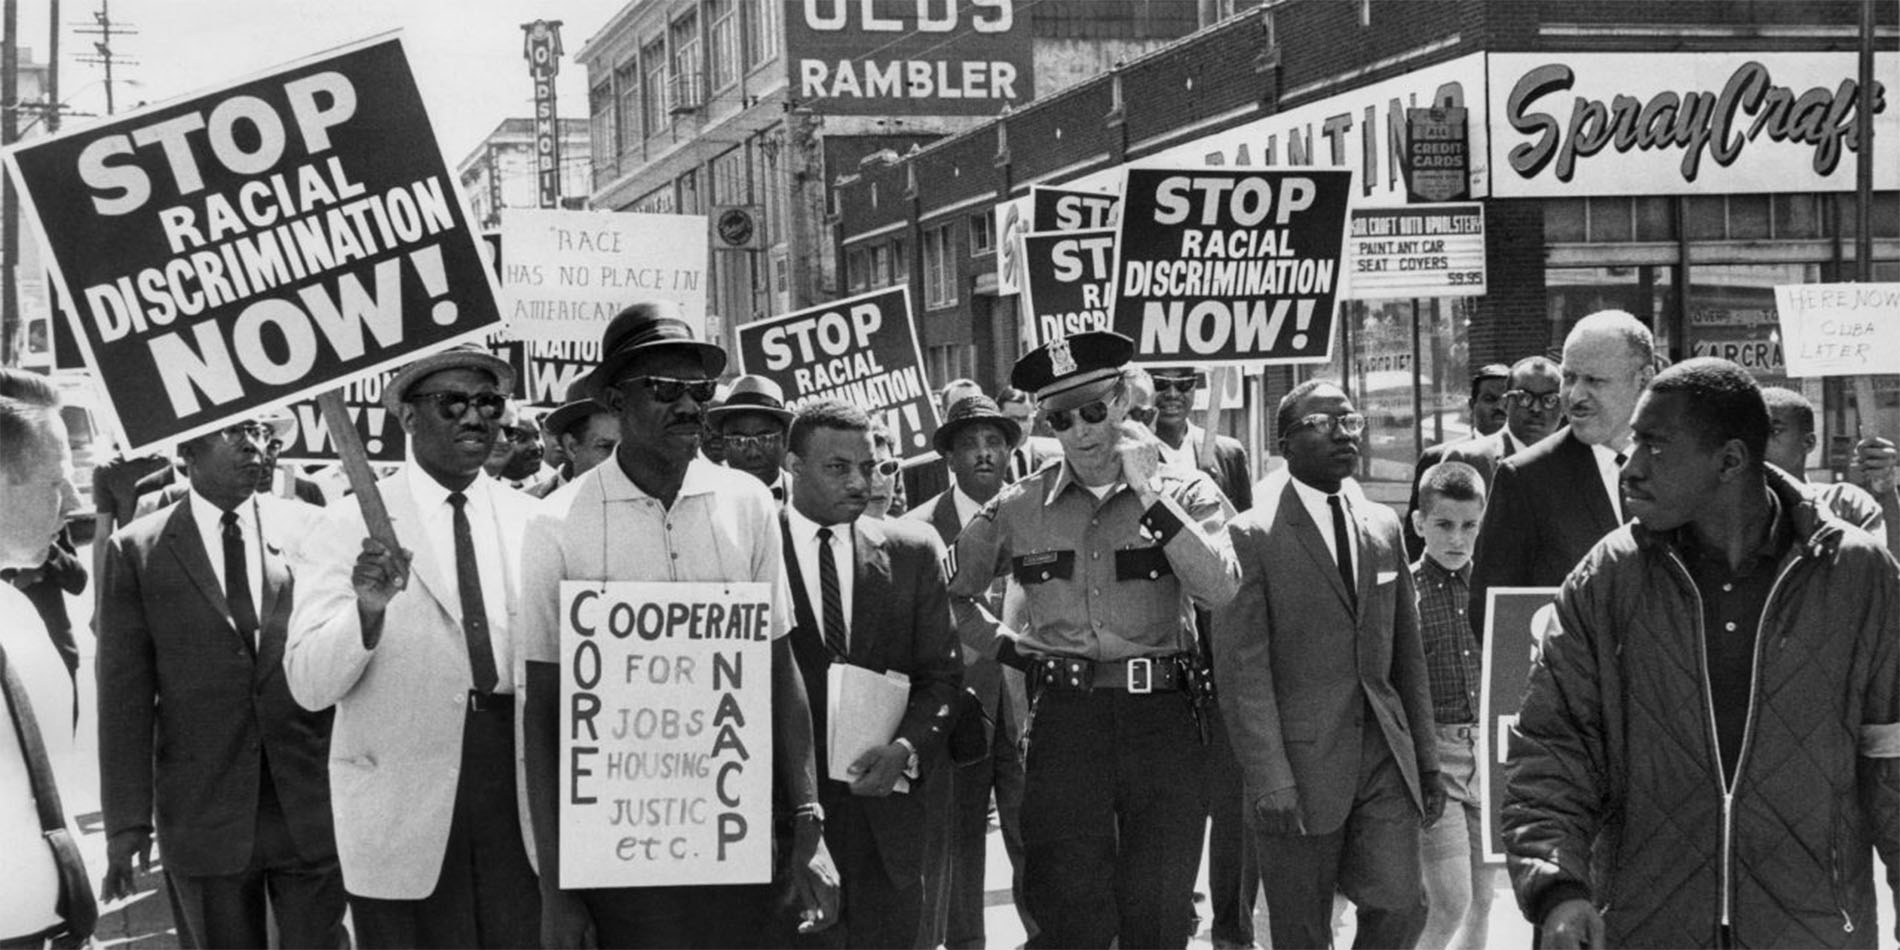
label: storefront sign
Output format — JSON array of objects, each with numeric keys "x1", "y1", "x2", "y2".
[
  {"x1": 786, "y1": 0, "x2": 1033, "y2": 116},
  {"x1": 1343, "y1": 203, "x2": 1485, "y2": 299},
  {"x1": 523, "y1": 20, "x2": 565, "y2": 208},
  {"x1": 1405, "y1": 106, "x2": 1470, "y2": 202},
  {"x1": 4, "y1": 34, "x2": 505, "y2": 453},
  {"x1": 1070, "y1": 52, "x2": 1488, "y2": 208},
  {"x1": 1110, "y1": 168, "x2": 1353, "y2": 366},
  {"x1": 501, "y1": 208, "x2": 708, "y2": 344},
  {"x1": 1489, "y1": 52, "x2": 1900, "y2": 197},
  {"x1": 1020, "y1": 228, "x2": 1114, "y2": 348},
  {"x1": 1481, "y1": 587, "x2": 1559, "y2": 863},
  {"x1": 1773, "y1": 282, "x2": 1900, "y2": 378},
  {"x1": 559, "y1": 581, "x2": 774, "y2": 888},
  {"x1": 736, "y1": 285, "x2": 940, "y2": 459},
  {"x1": 278, "y1": 371, "x2": 406, "y2": 464}
]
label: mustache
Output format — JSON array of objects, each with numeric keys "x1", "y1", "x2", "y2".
[{"x1": 668, "y1": 411, "x2": 704, "y2": 427}]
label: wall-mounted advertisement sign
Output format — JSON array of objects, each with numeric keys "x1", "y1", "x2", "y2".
[
  {"x1": 1488, "y1": 52, "x2": 1900, "y2": 197},
  {"x1": 1343, "y1": 203, "x2": 1485, "y2": 300},
  {"x1": 523, "y1": 20, "x2": 564, "y2": 208},
  {"x1": 785, "y1": 0, "x2": 1033, "y2": 116}
]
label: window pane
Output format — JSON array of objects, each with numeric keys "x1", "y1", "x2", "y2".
[
  {"x1": 615, "y1": 63, "x2": 640, "y2": 154},
  {"x1": 1587, "y1": 197, "x2": 1632, "y2": 243},
  {"x1": 642, "y1": 38, "x2": 668, "y2": 134},
  {"x1": 1683, "y1": 196, "x2": 1726, "y2": 241},
  {"x1": 1773, "y1": 193, "x2": 1822, "y2": 239},
  {"x1": 1729, "y1": 194, "x2": 1770, "y2": 239},
  {"x1": 1545, "y1": 265, "x2": 1676, "y2": 356},
  {"x1": 708, "y1": 0, "x2": 737, "y2": 90},
  {"x1": 1634, "y1": 197, "x2": 1676, "y2": 242},
  {"x1": 1544, "y1": 198, "x2": 1586, "y2": 243}
]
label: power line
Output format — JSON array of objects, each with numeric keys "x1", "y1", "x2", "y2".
[{"x1": 72, "y1": 0, "x2": 135, "y2": 115}]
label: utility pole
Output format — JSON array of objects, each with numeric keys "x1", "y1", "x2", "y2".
[
  {"x1": 74, "y1": 0, "x2": 131, "y2": 115},
  {"x1": 46, "y1": 0, "x2": 57, "y2": 132},
  {"x1": 2, "y1": 0, "x2": 17, "y2": 366}
]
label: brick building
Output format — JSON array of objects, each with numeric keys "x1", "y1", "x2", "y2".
[
  {"x1": 574, "y1": 0, "x2": 1201, "y2": 354},
  {"x1": 835, "y1": 0, "x2": 1900, "y2": 507}
]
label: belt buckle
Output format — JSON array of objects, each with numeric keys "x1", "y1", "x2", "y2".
[
  {"x1": 469, "y1": 690, "x2": 497, "y2": 712},
  {"x1": 1127, "y1": 657, "x2": 1153, "y2": 694}
]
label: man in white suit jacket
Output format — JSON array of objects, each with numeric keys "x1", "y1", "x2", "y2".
[{"x1": 286, "y1": 345, "x2": 540, "y2": 949}]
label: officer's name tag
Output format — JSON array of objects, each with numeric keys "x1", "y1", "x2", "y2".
[{"x1": 1013, "y1": 550, "x2": 1075, "y2": 583}]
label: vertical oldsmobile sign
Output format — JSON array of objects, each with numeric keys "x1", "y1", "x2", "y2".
[
  {"x1": 523, "y1": 20, "x2": 565, "y2": 208},
  {"x1": 786, "y1": 0, "x2": 1033, "y2": 115}
]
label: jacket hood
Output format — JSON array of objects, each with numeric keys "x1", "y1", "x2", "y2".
[{"x1": 1631, "y1": 464, "x2": 1848, "y2": 561}]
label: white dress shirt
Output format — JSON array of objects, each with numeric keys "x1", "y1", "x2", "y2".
[
  {"x1": 1590, "y1": 442, "x2": 1627, "y2": 522},
  {"x1": 189, "y1": 490, "x2": 264, "y2": 643},
  {"x1": 784, "y1": 504, "x2": 856, "y2": 647},
  {"x1": 405, "y1": 467, "x2": 515, "y2": 692},
  {"x1": 0, "y1": 586, "x2": 75, "y2": 939},
  {"x1": 1289, "y1": 473, "x2": 1360, "y2": 575},
  {"x1": 951, "y1": 486, "x2": 987, "y2": 530}
]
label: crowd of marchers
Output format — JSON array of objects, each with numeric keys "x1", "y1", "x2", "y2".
[{"x1": 4, "y1": 302, "x2": 1900, "y2": 950}]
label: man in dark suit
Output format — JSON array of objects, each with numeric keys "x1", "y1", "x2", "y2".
[
  {"x1": 781, "y1": 399, "x2": 962, "y2": 948},
  {"x1": 1405, "y1": 358, "x2": 1561, "y2": 555},
  {"x1": 907, "y1": 395, "x2": 1032, "y2": 949},
  {"x1": 97, "y1": 417, "x2": 343, "y2": 949},
  {"x1": 1213, "y1": 380, "x2": 1441, "y2": 950},
  {"x1": 1470, "y1": 311, "x2": 1655, "y2": 641}
]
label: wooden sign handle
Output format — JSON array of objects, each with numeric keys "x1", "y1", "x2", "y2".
[
  {"x1": 1198, "y1": 366, "x2": 1232, "y2": 470},
  {"x1": 316, "y1": 389, "x2": 402, "y2": 553}
]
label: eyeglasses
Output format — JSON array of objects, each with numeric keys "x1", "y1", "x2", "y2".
[
  {"x1": 724, "y1": 431, "x2": 785, "y2": 453},
  {"x1": 621, "y1": 375, "x2": 718, "y2": 404},
  {"x1": 216, "y1": 422, "x2": 284, "y2": 451},
  {"x1": 1286, "y1": 412, "x2": 1367, "y2": 438},
  {"x1": 409, "y1": 389, "x2": 507, "y2": 420},
  {"x1": 1152, "y1": 375, "x2": 1204, "y2": 394},
  {"x1": 1127, "y1": 406, "x2": 1158, "y2": 425},
  {"x1": 872, "y1": 458, "x2": 901, "y2": 477},
  {"x1": 500, "y1": 425, "x2": 539, "y2": 443},
  {"x1": 826, "y1": 458, "x2": 903, "y2": 479},
  {"x1": 1505, "y1": 390, "x2": 1562, "y2": 412},
  {"x1": 1044, "y1": 400, "x2": 1112, "y2": 433}
]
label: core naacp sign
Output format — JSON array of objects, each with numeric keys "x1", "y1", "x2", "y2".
[{"x1": 5, "y1": 33, "x2": 503, "y2": 452}]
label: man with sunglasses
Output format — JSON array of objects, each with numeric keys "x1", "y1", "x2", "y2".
[
  {"x1": 1214, "y1": 380, "x2": 1442, "y2": 950},
  {"x1": 1403, "y1": 358, "x2": 1559, "y2": 557},
  {"x1": 516, "y1": 304, "x2": 839, "y2": 948},
  {"x1": 100, "y1": 413, "x2": 342, "y2": 948},
  {"x1": 287, "y1": 344, "x2": 542, "y2": 949},
  {"x1": 483, "y1": 401, "x2": 546, "y2": 490},
  {"x1": 710, "y1": 375, "x2": 798, "y2": 500},
  {"x1": 946, "y1": 330, "x2": 1241, "y2": 949}
]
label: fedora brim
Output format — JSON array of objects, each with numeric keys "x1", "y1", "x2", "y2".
[
  {"x1": 705, "y1": 404, "x2": 795, "y2": 428},
  {"x1": 382, "y1": 348, "x2": 518, "y2": 415},
  {"x1": 932, "y1": 414, "x2": 1022, "y2": 455},
  {"x1": 583, "y1": 340, "x2": 729, "y2": 395}
]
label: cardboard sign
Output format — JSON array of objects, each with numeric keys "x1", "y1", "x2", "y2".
[
  {"x1": 277, "y1": 371, "x2": 405, "y2": 464},
  {"x1": 1343, "y1": 204, "x2": 1486, "y2": 299},
  {"x1": 1030, "y1": 184, "x2": 1119, "y2": 231},
  {"x1": 1480, "y1": 586, "x2": 1560, "y2": 864},
  {"x1": 1020, "y1": 228, "x2": 1114, "y2": 349},
  {"x1": 1110, "y1": 168, "x2": 1353, "y2": 366},
  {"x1": 501, "y1": 208, "x2": 708, "y2": 344},
  {"x1": 559, "y1": 581, "x2": 774, "y2": 888},
  {"x1": 736, "y1": 286, "x2": 939, "y2": 459},
  {"x1": 1774, "y1": 283, "x2": 1900, "y2": 378},
  {"x1": 4, "y1": 34, "x2": 505, "y2": 453}
]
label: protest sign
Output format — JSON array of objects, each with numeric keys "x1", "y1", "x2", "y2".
[
  {"x1": 995, "y1": 194, "x2": 1031, "y2": 296},
  {"x1": 559, "y1": 581, "x2": 775, "y2": 888},
  {"x1": 277, "y1": 371, "x2": 405, "y2": 464},
  {"x1": 1110, "y1": 168, "x2": 1353, "y2": 366},
  {"x1": 502, "y1": 208, "x2": 708, "y2": 344},
  {"x1": 1480, "y1": 586, "x2": 1559, "y2": 863},
  {"x1": 1773, "y1": 283, "x2": 1900, "y2": 378},
  {"x1": 1020, "y1": 228, "x2": 1115, "y2": 349},
  {"x1": 736, "y1": 286, "x2": 939, "y2": 460},
  {"x1": 4, "y1": 34, "x2": 505, "y2": 453},
  {"x1": 520, "y1": 339, "x2": 602, "y2": 404},
  {"x1": 1030, "y1": 184, "x2": 1120, "y2": 231},
  {"x1": 1342, "y1": 203, "x2": 1486, "y2": 299}
]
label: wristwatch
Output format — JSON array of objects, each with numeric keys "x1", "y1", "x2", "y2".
[{"x1": 895, "y1": 737, "x2": 920, "y2": 778}]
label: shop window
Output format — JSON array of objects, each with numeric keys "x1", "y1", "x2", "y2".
[
  {"x1": 1684, "y1": 262, "x2": 1819, "y2": 391},
  {"x1": 1545, "y1": 198, "x2": 1586, "y2": 243},
  {"x1": 1322, "y1": 297, "x2": 1479, "y2": 505},
  {"x1": 1773, "y1": 194, "x2": 1823, "y2": 239},
  {"x1": 1590, "y1": 198, "x2": 1633, "y2": 244},
  {"x1": 1634, "y1": 197, "x2": 1676, "y2": 242},
  {"x1": 1545, "y1": 265, "x2": 1677, "y2": 356},
  {"x1": 923, "y1": 223, "x2": 958, "y2": 309},
  {"x1": 1729, "y1": 194, "x2": 1771, "y2": 240},
  {"x1": 1684, "y1": 196, "x2": 1727, "y2": 241},
  {"x1": 1838, "y1": 192, "x2": 1900, "y2": 239}
]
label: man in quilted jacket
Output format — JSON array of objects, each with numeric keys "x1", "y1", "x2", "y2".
[{"x1": 1503, "y1": 357, "x2": 1900, "y2": 949}]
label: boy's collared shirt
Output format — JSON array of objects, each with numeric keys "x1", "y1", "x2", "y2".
[{"x1": 1414, "y1": 554, "x2": 1480, "y2": 724}]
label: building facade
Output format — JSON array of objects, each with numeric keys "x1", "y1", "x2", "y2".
[
  {"x1": 835, "y1": 0, "x2": 1900, "y2": 506},
  {"x1": 456, "y1": 117, "x2": 595, "y2": 229},
  {"x1": 574, "y1": 0, "x2": 1201, "y2": 355}
]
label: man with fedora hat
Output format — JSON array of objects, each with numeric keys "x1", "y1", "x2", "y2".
[
  {"x1": 529, "y1": 382, "x2": 618, "y2": 500},
  {"x1": 517, "y1": 302, "x2": 839, "y2": 948},
  {"x1": 907, "y1": 395, "x2": 1036, "y2": 949},
  {"x1": 945, "y1": 331, "x2": 1241, "y2": 948},
  {"x1": 286, "y1": 342, "x2": 542, "y2": 948},
  {"x1": 710, "y1": 375, "x2": 798, "y2": 500}
]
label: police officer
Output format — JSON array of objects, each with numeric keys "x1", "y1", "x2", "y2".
[{"x1": 947, "y1": 331, "x2": 1240, "y2": 948}]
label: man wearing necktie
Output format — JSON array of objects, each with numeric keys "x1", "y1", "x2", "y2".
[
  {"x1": 98, "y1": 416, "x2": 342, "y2": 948},
  {"x1": 774, "y1": 399, "x2": 962, "y2": 948},
  {"x1": 287, "y1": 346, "x2": 541, "y2": 948},
  {"x1": 1213, "y1": 380, "x2": 1442, "y2": 950}
]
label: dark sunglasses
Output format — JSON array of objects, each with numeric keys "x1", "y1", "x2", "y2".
[
  {"x1": 622, "y1": 375, "x2": 718, "y2": 404},
  {"x1": 1505, "y1": 390, "x2": 1562, "y2": 412},
  {"x1": 1044, "y1": 400, "x2": 1112, "y2": 433},
  {"x1": 501, "y1": 425, "x2": 540, "y2": 443},
  {"x1": 409, "y1": 390, "x2": 507, "y2": 420},
  {"x1": 1153, "y1": 375, "x2": 1203, "y2": 394}
]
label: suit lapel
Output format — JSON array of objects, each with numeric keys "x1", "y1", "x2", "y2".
[
  {"x1": 931, "y1": 494, "x2": 961, "y2": 549},
  {"x1": 850, "y1": 519, "x2": 889, "y2": 666},
  {"x1": 160, "y1": 501, "x2": 251, "y2": 654},
  {"x1": 383, "y1": 476, "x2": 460, "y2": 625},
  {"x1": 1564, "y1": 432, "x2": 1619, "y2": 532},
  {"x1": 1279, "y1": 481, "x2": 1354, "y2": 612}
]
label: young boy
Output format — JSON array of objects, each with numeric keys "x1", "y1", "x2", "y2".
[{"x1": 1410, "y1": 461, "x2": 1495, "y2": 950}]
